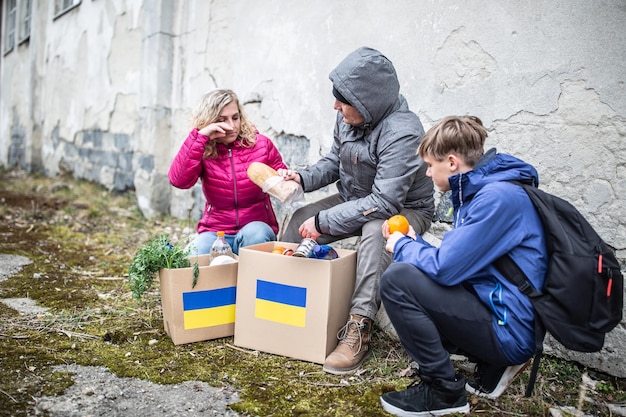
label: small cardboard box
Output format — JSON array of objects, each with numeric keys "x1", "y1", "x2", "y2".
[
  {"x1": 234, "y1": 241, "x2": 356, "y2": 364},
  {"x1": 159, "y1": 254, "x2": 238, "y2": 345}
]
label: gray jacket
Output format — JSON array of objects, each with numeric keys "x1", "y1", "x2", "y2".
[{"x1": 300, "y1": 47, "x2": 434, "y2": 235}]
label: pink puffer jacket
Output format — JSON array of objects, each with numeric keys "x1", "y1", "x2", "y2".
[{"x1": 168, "y1": 128, "x2": 287, "y2": 235}]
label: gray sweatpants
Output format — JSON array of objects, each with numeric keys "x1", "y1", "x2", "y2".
[{"x1": 281, "y1": 193, "x2": 431, "y2": 320}]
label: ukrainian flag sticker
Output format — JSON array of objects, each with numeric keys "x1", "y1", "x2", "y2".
[
  {"x1": 255, "y1": 280, "x2": 307, "y2": 327},
  {"x1": 182, "y1": 287, "x2": 237, "y2": 330}
]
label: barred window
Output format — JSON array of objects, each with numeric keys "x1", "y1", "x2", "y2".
[
  {"x1": 19, "y1": 0, "x2": 32, "y2": 43},
  {"x1": 54, "y1": 0, "x2": 81, "y2": 19},
  {"x1": 3, "y1": 0, "x2": 17, "y2": 54}
]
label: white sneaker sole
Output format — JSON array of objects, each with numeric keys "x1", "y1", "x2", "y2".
[
  {"x1": 465, "y1": 361, "x2": 530, "y2": 399},
  {"x1": 380, "y1": 397, "x2": 470, "y2": 416}
]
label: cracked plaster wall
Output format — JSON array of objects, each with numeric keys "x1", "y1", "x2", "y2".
[
  {"x1": 167, "y1": 1, "x2": 626, "y2": 251},
  {"x1": 0, "y1": 0, "x2": 145, "y2": 191},
  {"x1": 1, "y1": 0, "x2": 625, "y2": 376},
  {"x1": 151, "y1": 0, "x2": 626, "y2": 377}
]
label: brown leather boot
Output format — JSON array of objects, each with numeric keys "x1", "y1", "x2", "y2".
[{"x1": 323, "y1": 314, "x2": 372, "y2": 375}]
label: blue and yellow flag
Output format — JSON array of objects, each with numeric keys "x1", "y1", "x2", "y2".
[
  {"x1": 182, "y1": 287, "x2": 236, "y2": 330},
  {"x1": 255, "y1": 280, "x2": 307, "y2": 327}
]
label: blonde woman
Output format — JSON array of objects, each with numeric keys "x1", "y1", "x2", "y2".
[{"x1": 169, "y1": 89, "x2": 287, "y2": 254}]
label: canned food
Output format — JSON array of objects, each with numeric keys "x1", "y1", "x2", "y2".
[
  {"x1": 283, "y1": 249, "x2": 294, "y2": 256},
  {"x1": 292, "y1": 238, "x2": 317, "y2": 258},
  {"x1": 312, "y1": 244, "x2": 339, "y2": 260}
]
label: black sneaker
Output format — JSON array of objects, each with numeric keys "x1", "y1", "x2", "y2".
[
  {"x1": 465, "y1": 361, "x2": 530, "y2": 399},
  {"x1": 380, "y1": 374, "x2": 469, "y2": 416}
]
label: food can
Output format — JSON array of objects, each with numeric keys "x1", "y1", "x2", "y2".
[
  {"x1": 312, "y1": 244, "x2": 340, "y2": 260},
  {"x1": 292, "y1": 238, "x2": 317, "y2": 258},
  {"x1": 283, "y1": 249, "x2": 294, "y2": 256}
]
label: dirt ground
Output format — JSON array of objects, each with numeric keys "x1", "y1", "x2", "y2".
[
  {"x1": 0, "y1": 254, "x2": 241, "y2": 416},
  {"x1": 2, "y1": 169, "x2": 626, "y2": 417}
]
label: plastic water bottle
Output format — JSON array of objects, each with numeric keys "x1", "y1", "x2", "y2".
[
  {"x1": 312, "y1": 244, "x2": 340, "y2": 260},
  {"x1": 209, "y1": 231, "x2": 234, "y2": 263}
]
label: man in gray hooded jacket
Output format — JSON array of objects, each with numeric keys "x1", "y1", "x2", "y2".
[{"x1": 280, "y1": 46, "x2": 434, "y2": 374}]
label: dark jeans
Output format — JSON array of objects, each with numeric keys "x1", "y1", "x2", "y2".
[{"x1": 380, "y1": 262, "x2": 512, "y2": 381}]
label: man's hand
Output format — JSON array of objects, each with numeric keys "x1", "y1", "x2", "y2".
[
  {"x1": 299, "y1": 216, "x2": 321, "y2": 240},
  {"x1": 277, "y1": 169, "x2": 301, "y2": 184}
]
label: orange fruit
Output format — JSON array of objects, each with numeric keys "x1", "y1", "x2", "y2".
[
  {"x1": 272, "y1": 246, "x2": 287, "y2": 254},
  {"x1": 388, "y1": 215, "x2": 410, "y2": 234}
]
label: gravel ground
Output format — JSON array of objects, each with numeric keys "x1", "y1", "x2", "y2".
[
  {"x1": 1, "y1": 254, "x2": 242, "y2": 417},
  {"x1": 0, "y1": 254, "x2": 32, "y2": 281},
  {"x1": 34, "y1": 364, "x2": 241, "y2": 417}
]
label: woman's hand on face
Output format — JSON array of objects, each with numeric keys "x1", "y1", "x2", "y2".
[
  {"x1": 277, "y1": 169, "x2": 301, "y2": 183},
  {"x1": 198, "y1": 122, "x2": 233, "y2": 140}
]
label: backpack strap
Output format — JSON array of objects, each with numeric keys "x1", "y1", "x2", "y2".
[
  {"x1": 525, "y1": 351, "x2": 542, "y2": 397},
  {"x1": 494, "y1": 254, "x2": 546, "y2": 397},
  {"x1": 493, "y1": 254, "x2": 543, "y2": 299}
]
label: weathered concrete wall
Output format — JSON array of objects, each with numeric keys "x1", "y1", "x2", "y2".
[
  {"x1": 0, "y1": 0, "x2": 144, "y2": 190},
  {"x1": 165, "y1": 1, "x2": 626, "y2": 255},
  {"x1": 1, "y1": 0, "x2": 625, "y2": 376}
]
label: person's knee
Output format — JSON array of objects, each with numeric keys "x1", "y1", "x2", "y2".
[
  {"x1": 357, "y1": 219, "x2": 386, "y2": 254},
  {"x1": 381, "y1": 262, "x2": 431, "y2": 299},
  {"x1": 283, "y1": 207, "x2": 310, "y2": 242},
  {"x1": 284, "y1": 211, "x2": 301, "y2": 231},
  {"x1": 361, "y1": 219, "x2": 385, "y2": 238},
  {"x1": 380, "y1": 262, "x2": 409, "y2": 299},
  {"x1": 188, "y1": 232, "x2": 216, "y2": 255},
  {"x1": 240, "y1": 221, "x2": 276, "y2": 242},
  {"x1": 288, "y1": 206, "x2": 314, "y2": 228},
  {"x1": 398, "y1": 209, "x2": 432, "y2": 236}
]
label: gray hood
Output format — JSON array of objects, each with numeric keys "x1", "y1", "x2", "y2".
[
  {"x1": 329, "y1": 47, "x2": 400, "y2": 127},
  {"x1": 299, "y1": 46, "x2": 434, "y2": 236}
]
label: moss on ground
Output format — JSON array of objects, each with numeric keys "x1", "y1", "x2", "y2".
[{"x1": 0, "y1": 168, "x2": 624, "y2": 416}]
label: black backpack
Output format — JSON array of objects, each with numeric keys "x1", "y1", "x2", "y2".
[{"x1": 494, "y1": 180, "x2": 623, "y2": 396}]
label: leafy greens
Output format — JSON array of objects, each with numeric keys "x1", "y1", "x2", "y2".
[{"x1": 128, "y1": 234, "x2": 198, "y2": 300}]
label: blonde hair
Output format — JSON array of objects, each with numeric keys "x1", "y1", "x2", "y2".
[
  {"x1": 192, "y1": 89, "x2": 257, "y2": 159},
  {"x1": 418, "y1": 116, "x2": 488, "y2": 167}
]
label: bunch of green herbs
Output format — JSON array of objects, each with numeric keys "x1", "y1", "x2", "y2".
[{"x1": 128, "y1": 234, "x2": 197, "y2": 299}]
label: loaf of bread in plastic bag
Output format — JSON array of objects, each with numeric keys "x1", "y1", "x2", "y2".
[{"x1": 247, "y1": 162, "x2": 303, "y2": 203}]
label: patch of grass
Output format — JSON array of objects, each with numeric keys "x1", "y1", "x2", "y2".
[{"x1": 0, "y1": 167, "x2": 624, "y2": 416}]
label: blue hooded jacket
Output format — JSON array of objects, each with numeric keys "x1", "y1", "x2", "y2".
[{"x1": 393, "y1": 149, "x2": 548, "y2": 363}]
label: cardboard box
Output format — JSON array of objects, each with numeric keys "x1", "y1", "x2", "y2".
[
  {"x1": 159, "y1": 254, "x2": 238, "y2": 345},
  {"x1": 234, "y1": 241, "x2": 356, "y2": 364}
]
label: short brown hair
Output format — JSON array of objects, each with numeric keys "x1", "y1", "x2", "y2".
[{"x1": 418, "y1": 116, "x2": 488, "y2": 167}]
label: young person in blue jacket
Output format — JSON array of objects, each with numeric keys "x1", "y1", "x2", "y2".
[{"x1": 379, "y1": 116, "x2": 549, "y2": 416}]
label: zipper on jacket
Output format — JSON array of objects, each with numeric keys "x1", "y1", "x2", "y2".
[
  {"x1": 362, "y1": 207, "x2": 379, "y2": 216},
  {"x1": 341, "y1": 206, "x2": 380, "y2": 224},
  {"x1": 228, "y1": 148, "x2": 240, "y2": 228},
  {"x1": 454, "y1": 175, "x2": 464, "y2": 227}
]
